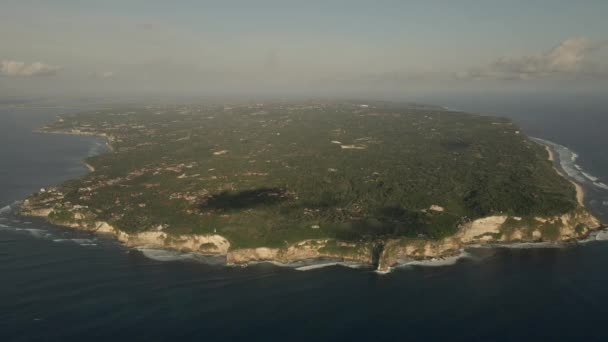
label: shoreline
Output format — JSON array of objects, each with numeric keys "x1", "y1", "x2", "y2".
[
  {"x1": 83, "y1": 161, "x2": 95, "y2": 172},
  {"x1": 35, "y1": 128, "x2": 115, "y2": 152},
  {"x1": 17, "y1": 128, "x2": 605, "y2": 273},
  {"x1": 541, "y1": 141, "x2": 585, "y2": 206},
  {"x1": 19, "y1": 202, "x2": 604, "y2": 273}
]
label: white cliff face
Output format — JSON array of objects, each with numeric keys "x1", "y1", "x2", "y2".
[
  {"x1": 24, "y1": 208, "x2": 53, "y2": 217},
  {"x1": 458, "y1": 216, "x2": 507, "y2": 242},
  {"x1": 377, "y1": 209, "x2": 602, "y2": 272},
  {"x1": 115, "y1": 230, "x2": 231, "y2": 254},
  {"x1": 94, "y1": 222, "x2": 115, "y2": 234},
  {"x1": 19, "y1": 202, "x2": 603, "y2": 272},
  {"x1": 226, "y1": 247, "x2": 280, "y2": 263},
  {"x1": 226, "y1": 240, "x2": 372, "y2": 265}
]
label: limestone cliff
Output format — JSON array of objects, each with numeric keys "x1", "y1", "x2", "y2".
[
  {"x1": 226, "y1": 240, "x2": 372, "y2": 265},
  {"x1": 376, "y1": 207, "x2": 601, "y2": 271},
  {"x1": 18, "y1": 199, "x2": 602, "y2": 272}
]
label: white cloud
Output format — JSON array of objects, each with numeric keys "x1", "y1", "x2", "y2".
[
  {"x1": 0, "y1": 60, "x2": 60, "y2": 76},
  {"x1": 462, "y1": 38, "x2": 606, "y2": 80}
]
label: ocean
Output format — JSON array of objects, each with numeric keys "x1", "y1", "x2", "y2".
[{"x1": 2, "y1": 95, "x2": 608, "y2": 341}]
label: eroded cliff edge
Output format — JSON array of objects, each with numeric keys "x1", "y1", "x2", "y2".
[{"x1": 19, "y1": 201, "x2": 602, "y2": 272}]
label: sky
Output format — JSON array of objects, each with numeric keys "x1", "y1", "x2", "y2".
[{"x1": 1, "y1": 0, "x2": 607, "y2": 98}]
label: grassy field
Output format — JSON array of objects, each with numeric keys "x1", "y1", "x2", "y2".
[{"x1": 31, "y1": 101, "x2": 577, "y2": 248}]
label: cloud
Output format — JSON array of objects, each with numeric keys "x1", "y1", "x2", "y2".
[
  {"x1": 0, "y1": 60, "x2": 60, "y2": 76},
  {"x1": 89, "y1": 71, "x2": 115, "y2": 79},
  {"x1": 461, "y1": 38, "x2": 607, "y2": 80}
]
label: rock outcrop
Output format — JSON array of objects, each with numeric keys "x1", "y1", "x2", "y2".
[{"x1": 376, "y1": 208, "x2": 601, "y2": 272}]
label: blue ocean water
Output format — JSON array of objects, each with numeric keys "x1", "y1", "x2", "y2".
[{"x1": 1, "y1": 96, "x2": 608, "y2": 341}]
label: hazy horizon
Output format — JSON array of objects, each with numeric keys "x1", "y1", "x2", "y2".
[{"x1": 2, "y1": 1, "x2": 608, "y2": 98}]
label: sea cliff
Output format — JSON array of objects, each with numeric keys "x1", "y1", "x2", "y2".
[{"x1": 19, "y1": 200, "x2": 602, "y2": 272}]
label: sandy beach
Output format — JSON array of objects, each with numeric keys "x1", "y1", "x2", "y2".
[
  {"x1": 544, "y1": 144, "x2": 584, "y2": 206},
  {"x1": 83, "y1": 161, "x2": 95, "y2": 172}
]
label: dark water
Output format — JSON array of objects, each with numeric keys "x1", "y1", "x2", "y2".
[{"x1": 2, "y1": 97, "x2": 608, "y2": 342}]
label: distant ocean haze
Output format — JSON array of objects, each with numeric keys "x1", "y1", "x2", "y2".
[{"x1": 1, "y1": 95, "x2": 608, "y2": 341}]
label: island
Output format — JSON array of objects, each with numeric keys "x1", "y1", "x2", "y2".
[{"x1": 20, "y1": 101, "x2": 603, "y2": 271}]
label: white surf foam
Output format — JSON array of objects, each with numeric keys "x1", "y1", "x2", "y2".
[
  {"x1": 0, "y1": 205, "x2": 11, "y2": 215},
  {"x1": 578, "y1": 229, "x2": 608, "y2": 244},
  {"x1": 471, "y1": 241, "x2": 563, "y2": 249},
  {"x1": 22, "y1": 228, "x2": 52, "y2": 239},
  {"x1": 583, "y1": 172, "x2": 599, "y2": 182},
  {"x1": 295, "y1": 262, "x2": 340, "y2": 271},
  {"x1": 532, "y1": 137, "x2": 608, "y2": 192},
  {"x1": 71, "y1": 238, "x2": 95, "y2": 244},
  {"x1": 295, "y1": 261, "x2": 364, "y2": 271},
  {"x1": 593, "y1": 182, "x2": 608, "y2": 191},
  {"x1": 0, "y1": 201, "x2": 20, "y2": 216},
  {"x1": 398, "y1": 251, "x2": 471, "y2": 268},
  {"x1": 594, "y1": 230, "x2": 608, "y2": 241},
  {"x1": 374, "y1": 250, "x2": 473, "y2": 274},
  {"x1": 53, "y1": 238, "x2": 97, "y2": 246},
  {"x1": 498, "y1": 242, "x2": 563, "y2": 249},
  {"x1": 136, "y1": 247, "x2": 226, "y2": 265},
  {"x1": 53, "y1": 239, "x2": 97, "y2": 247},
  {"x1": 0, "y1": 222, "x2": 56, "y2": 239},
  {"x1": 136, "y1": 247, "x2": 199, "y2": 262}
]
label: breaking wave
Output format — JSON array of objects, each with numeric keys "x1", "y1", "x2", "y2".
[
  {"x1": 395, "y1": 250, "x2": 472, "y2": 269},
  {"x1": 493, "y1": 242, "x2": 563, "y2": 249},
  {"x1": 228, "y1": 259, "x2": 367, "y2": 271},
  {"x1": 582, "y1": 172, "x2": 599, "y2": 182},
  {"x1": 374, "y1": 250, "x2": 475, "y2": 274},
  {"x1": 53, "y1": 238, "x2": 98, "y2": 246},
  {"x1": 136, "y1": 247, "x2": 196, "y2": 262},
  {"x1": 0, "y1": 201, "x2": 20, "y2": 216},
  {"x1": 0, "y1": 210, "x2": 100, "y2": 247},
  {"x1": 0, "y1": 206, "x2": 12, "y2": 216},
  {"x1": 594, "y1": 230, "x2": 608, "y2": 241},
  {"x1": 532, "y1": 137, "x2": 608, "y2": 192},
  {"x1": 135, "y1": 247, "x2": 225, "y2": 265},
  {"x1": 578, "y1": 229, "x2": 608, "y2": 244},
  {"x1": 0, "y1": 225, "x2": 53, "y2": 239},
  {"x1": 294, "y1": 261, "x2": 366, "y2": 271}
]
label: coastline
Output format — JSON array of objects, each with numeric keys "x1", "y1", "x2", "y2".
[
  {"x1": 19, "y1": 198, "x2": 604, "y2": 272},
  {"x1": 35, "y1": 128, "x2": 115, "y2": 152},
  {"x1": 17, "y1": 128, "x2": 605, "y2": 273},
  {"x1": 541, "y1": 141, "x2": 585, "y2": 206},
  {"x1": 83, "y1": 161, "x2": 95, "y2": 172}
]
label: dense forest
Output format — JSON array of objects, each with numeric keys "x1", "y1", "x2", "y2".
[{"x1": 33, "y1": 101, "x2": 577, "y2": 248}]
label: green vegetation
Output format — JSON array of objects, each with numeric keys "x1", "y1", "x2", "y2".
[
  {"x1": 540, "y1": 220, "x2": 564, "y2": 241},
  {"x1": 318, "y1": 240, "x2": 368, "y2": 257},
  {"x1": 29, "y1": 101, "x2": 578, "y2": 248},
  {"x1": 48, "y1": 209, "x2": 74, "y2": 223},
  {"x1": 575, "y1": 223, "x2": 588, "y2": 234}
]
